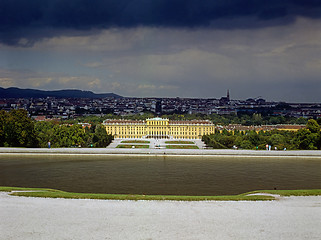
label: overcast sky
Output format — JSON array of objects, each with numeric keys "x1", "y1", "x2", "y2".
[{"x1": 0, "y1": 0, "x2": 320, "y2": 102}]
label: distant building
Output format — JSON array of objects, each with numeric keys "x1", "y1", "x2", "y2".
[
  {"x1": 77, "y1": 122, "x2": 92, "y2": 129},
  {"x1": 33, "y1": 116, "x2": 47, "y2": 121},
  {"x1": 219, "y1": 89, "x2": 230, "y2": 105},
  {"x1": 155, "y1": 100, "x2": 162, "y2": 114},
  {"x1": 216, "y1": 124, "x2": 305, "y2": 133},
  {"x1": 275, "y1": 125, "x2": 305, "y2": 131},
  {"x1": 103, "y1": 117, "x2": 215, "y2": 139}
]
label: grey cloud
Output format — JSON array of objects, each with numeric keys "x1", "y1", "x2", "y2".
[{"x1": 0, "y1": 0, "x2": 320, "y2": 46}]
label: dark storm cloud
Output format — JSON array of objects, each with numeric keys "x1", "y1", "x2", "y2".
[{"x1": 0, "y1": 0, "x2": 320, "y2": 46}]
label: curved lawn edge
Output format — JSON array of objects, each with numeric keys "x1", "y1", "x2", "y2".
[
  {"x1": 1, "y1": 187, "x2": 321, "y2": 201},
  {"x1": 0, "y1": 186, "x2": 64, "y2": 192},
  {"x1": 246, "y1": 189, "x2": 321, "y2": 197}
]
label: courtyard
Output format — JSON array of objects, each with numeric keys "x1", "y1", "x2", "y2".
[{"x1": 108, "y1": 138, "x2": 206, "y2": 149}]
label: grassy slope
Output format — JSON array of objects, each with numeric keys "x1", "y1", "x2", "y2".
[{"x1": 1, "y1": 187, "x2": 321, "y2": 201}]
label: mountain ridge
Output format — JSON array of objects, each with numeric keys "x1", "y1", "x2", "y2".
[{"x1": 0, "y1": 87, "x2": 122, "y2": 99}]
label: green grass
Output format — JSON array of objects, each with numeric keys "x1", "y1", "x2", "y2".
[
  {"x1": 2, "y1": 187, "x2": 320, "y2": 201},
  {"x1": 116, "y1": 144, "x2": 149, "y2": 148},
  {"x1": 166, "y1": 145, "x2": 199, "y2": 149},
  {"x1": 121, "y1": 140, "x2": 150, "y2": 143},
  {"x1": 165, "y1": 141, "x2": 194, "y2": 144}
]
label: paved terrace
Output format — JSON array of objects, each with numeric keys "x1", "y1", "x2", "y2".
[
  {"x1": 0, "y1": 147, "x2": 321, "y2": 158},
  {"x1": 108, "y1": 139, "x2": 206, "y2": 149}
]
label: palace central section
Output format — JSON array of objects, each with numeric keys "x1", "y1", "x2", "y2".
[{"x1": 103, "y1": 117, "x2": 215, "y2": 139}]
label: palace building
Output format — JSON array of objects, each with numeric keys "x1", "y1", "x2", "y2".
[{"x1": 103, "y1": 117, "x2": 215, "y2": 139}]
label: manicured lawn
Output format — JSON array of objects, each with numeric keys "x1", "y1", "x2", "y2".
[
  {"x1": 116, "y1": 144, "x2": 149, "y2": 148},
  {"x1": 121, "y1": 140, "x2": 150, "y2": 143},
  {"x1": 166, "y1": 145, "x2": 199, "y2": 149},
  {"x1": 165, "y1": 141, "x2": 194, "y2": 144},
  {"x1": 1, "y1": 187, "x2": 320, "y2": 201}
]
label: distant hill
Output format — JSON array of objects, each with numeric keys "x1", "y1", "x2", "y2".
[{"x1": 0, "y1": 87, "x2": 122, "y2": 99}]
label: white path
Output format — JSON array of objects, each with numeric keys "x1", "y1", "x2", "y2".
[
  {"x1": 0, "y1": 192, "x2": 320, "y2": 240},
  {"x1": 1, "y1": 147, "x2": 321, "y2": 157}
]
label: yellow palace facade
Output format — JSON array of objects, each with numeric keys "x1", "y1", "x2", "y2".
[{"x1": 103, "y1": 117, "x2": 215, "y2": 139}]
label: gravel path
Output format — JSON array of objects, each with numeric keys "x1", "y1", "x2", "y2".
[
  {"x1": 1, "y1": 192, "x2": 320, "y2": 240},
  {"x1": 1, "y1": 147, "x2": 321, "y2": 158}
]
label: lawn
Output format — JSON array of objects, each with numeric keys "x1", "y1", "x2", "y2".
[
  {"x1": 165, "y1": 141, "x2": 194, "y2": 144},
  {"x1": 1, "y1": 186, "x2": 320, "y2": 201},
  {"x1": 121, "y1": 140, "x2": 150, "y2": 143},
  {"x1": 116, "y1": 144, "x2": 149, "y2": 148},
  {"x1": 166, "y1": 145, "x2": 199, "y2": 149}
]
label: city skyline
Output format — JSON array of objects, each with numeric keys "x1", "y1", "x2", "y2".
[
  {"x1": 0, "y1": 1, "x2": 320, "y2": 102},
  {"x1": 1, "y1": 86, "x2": 317, "y2": 103}
]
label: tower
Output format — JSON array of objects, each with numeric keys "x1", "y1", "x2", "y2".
[{"x1": 227, "y1": 89, "x2": 230, "y2": 101}]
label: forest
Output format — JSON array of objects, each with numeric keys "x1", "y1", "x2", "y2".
[
  {"x1": 203, "y1": 119, "x2": 321, "y2": 150},
  {"x1": 0, "y1": 109, "x2": 113, "y2": 148}
]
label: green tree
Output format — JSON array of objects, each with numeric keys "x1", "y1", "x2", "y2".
[
  {"x1": 252, "y1": 113, "x2": 263, "y2": 125},
  {"x1": 34, "y1": 121, "x2": 114, "y2": 148},
  {"x1": 268, "y1": 133, "x2": 286, "y2": 149},
  {"x1": 35, "y1": 121, "x2": 57, "y2": 147},
  {"x1": 92, "y1": 125, "x2": 113, "y2": 147},
  {"x1": 0, "y1": 109, "x2": 39, "y2": 147},
  {"x1": 295, "y1": 117, "x2": 308, "y2": 125},
  {"x1": 0, "y1": 110, "x2": 8, "y2": 146},
  {"x1": 50, "y1": 124, "x2": 86, "y2": 147},
  {"x1": 269, "y1": 134, "x2": 286, "y2": 146},
  {"x1": 217, "y1": 135, "x2": 235, "y2": 148},
  {"x1": 246, "y1": 131, "x2": 264, "y2": 146},
  {"x1": 240, "y1": 140, "x2": 253, "y2": 149},
  {"x1": 293, "y1": 129, "x2": 318, "y2": 150},
  {"x1": 306, "y1": 119, "x2": 320, "y2": 133},
  {"x1": 292, "y1": 119, "x2": 321, "y2": 150},
  {"x1": 269, "y1": 116, "x2": 285, "y2": 125}
]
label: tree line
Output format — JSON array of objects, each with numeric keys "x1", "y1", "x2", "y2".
[
  {"x1": 202, "y1": 119, "x2": 321, "y2": 150},
  {"x1": 0, "y1": 109, "x2": 113, "y2": 148}
]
